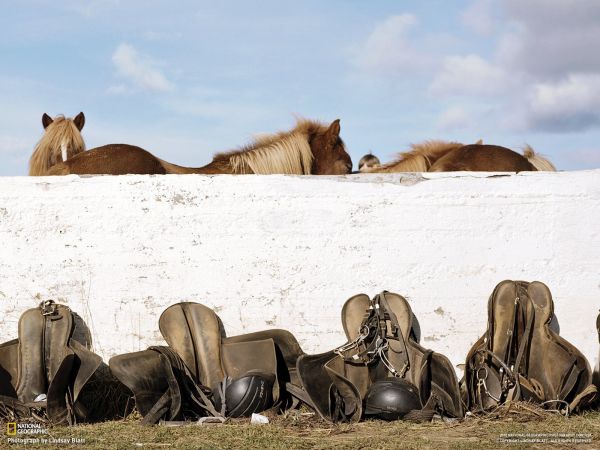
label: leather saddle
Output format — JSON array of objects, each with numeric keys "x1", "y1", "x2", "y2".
[
  {"x1": 0, "y1": 300, "x2": 110, "y2": 424},
  {"x1": 464, "y1": 280, "x2": 597, "y2": 413},
  {"x1": 109, "y1": 302, "x2": 303, "y2": 424},
  {"x1": 287, "y1": 291, "x2": 464, "y2": 422}
]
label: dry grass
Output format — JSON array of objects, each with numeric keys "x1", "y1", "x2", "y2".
[{"x1": 1, "y1": 404, "x2": 598, "y2": 450}]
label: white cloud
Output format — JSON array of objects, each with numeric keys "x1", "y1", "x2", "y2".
[
  {"x1": 429, "y1": 54, "x2": 509, "y2": 97},
  {"x1": 112, "y1": 43, "x2": 174, "y2": 93},
  {"x1": 462, "y1": 0, "x2": 495, "y2": 36},
  {"x1": 527, "y1": 74, "x2": 600, "y2": 131},
  {"x1": 437, "y1": 106, "x2": 470, "y2": 131},
  {"x1": 351, "y1": 14, "x2": 427, "y2": 73},
  {"x1": 497, "y1": 0, "x2": 600, "y2": 76}
]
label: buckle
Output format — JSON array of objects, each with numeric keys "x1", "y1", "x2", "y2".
[{"x1": 40, "y1": 299, "x2": 57, "y2": 316}]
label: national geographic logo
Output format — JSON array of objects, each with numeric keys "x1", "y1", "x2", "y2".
[
  {"x1": 6, "y1": 423, "x2": 16, "y2": 436},
  {"x1": 5, "y1": 422, "x2": 47, "y2": 435}
]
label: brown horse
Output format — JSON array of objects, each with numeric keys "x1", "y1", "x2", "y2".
[
  {"x1": 29, "y1": 113, "x2": 86, "y2": 175},
  {"x1": 45, "y1": 118, "x2": 352, "y2": 176},
  {"x1": 365, "y1": 140, "x2": 556, "y2": 173}
]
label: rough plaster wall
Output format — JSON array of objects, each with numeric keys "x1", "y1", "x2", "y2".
[{"x1": 0, "y1": 172, "x2": 599, "y2": 375}]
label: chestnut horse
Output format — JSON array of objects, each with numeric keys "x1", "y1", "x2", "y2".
[
  {"x1": 29, "y1": 113, "x2": 86, "y2": 175},
  {"x1": 44, "y1": 118, "x2": 352, "y2": 176},
  {"x1": 366, "y1": 140, "x2": 556, "y2": 173}
]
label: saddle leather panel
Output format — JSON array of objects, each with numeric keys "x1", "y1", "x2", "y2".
[
  {"x1": 0, "y1": 339, "x2": 18, "y2": 396},
  {"x1": 45, "y1": 306, "x2": 73, "y2": 382},
  {"x1": 489, "y1": 280, "x2": 519, "y2": 359},
  {"x1": 222, "y1": 339, "x2": 280, "y2": 403},
  {"x1": 341, "y1": 294, "x2": 371, "y2": 340},
  {"x1": 69, "y1": 340, "x2": 103, "y2": 402},
  {"x1": 297, "y1": 292, "x2": 463, "y2": 422},
  {"x1": 296, "y1": 351, "x2": 363, "y2": 422},
  {"x1": 527, "y1": 281, "x2": 593, "y2": 406},
  {"x1": 465, "y1": 280, "x2": 595, "y2": 412},
  {"x1": 324, "y1": 358, "x2": 362, "y2": 421},
  {"x1": 429, "y1": 352, "x2": 464, "y2": 417},
  {"x1": 159, "y1": 302, "x2": 225, "y2": 388},
  {"x1": 224, "y1": 329, "x2": 304, "y2": 372},
  {"x1": 16, "y1": 308, "x2": 47, "y2": 402},
  {"x1": 109, "y1": 349, "x2": 171, "y2": 417}
]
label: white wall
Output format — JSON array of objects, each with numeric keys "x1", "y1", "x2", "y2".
[{"x1": 0, "y1": 172, "x2": 599, "y2": 375}]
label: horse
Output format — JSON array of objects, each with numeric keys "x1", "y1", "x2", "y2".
[
  {"x1": 358, "y1": 153, "x2": 381, "y2": 172},
  {"x1": 29, "y1": 113, "x2": 86, "y2": 175},
  {"x1": 44, "y1": 118, "x2": 352, "y2": 176},
  {"x1": 364, "y1": 140, "x2": 555, "y2": 173}
]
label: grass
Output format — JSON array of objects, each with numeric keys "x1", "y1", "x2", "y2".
[{"x1": 2, "y1": 405, "x2": 599, "y2": 450}]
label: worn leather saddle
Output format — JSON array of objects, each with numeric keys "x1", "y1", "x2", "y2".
[
  {"x1": 0, "y1": 300, "x2": 112, "y2": 424},
  {"x1": 109, "y1": 302, "x2": 303, "y2": 424},
  {"x1": 464, "y1": 280, "x2": 597, "y2": 413},
  {"x1": 287, "y1": 291, "x2": 464, "y2": 422}
]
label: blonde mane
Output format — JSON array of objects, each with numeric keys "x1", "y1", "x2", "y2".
[
  {"x1": 523, "y1": 145, "x2": 556, "y2": 171},
  {"x1": 29, "y1": 115, "x2": 86, "y2": 176},
  {"x1": 369, "y1": 140, "x2": 464, "y2": 173},
  {"x1": 219, "y1": 119, "x2": 318, "y2": 174}
]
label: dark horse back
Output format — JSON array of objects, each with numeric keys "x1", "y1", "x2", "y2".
[
  {"x1": 52, "y1": 144, "x2": 166, "y2": 175},
  {"x1": 430, "y1": 145, "x2": 535, "y2": 172}
]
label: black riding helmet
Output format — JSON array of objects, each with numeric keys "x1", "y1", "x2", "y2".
[
  {"x1": 213, "y1": 371, "x2": 275, "y2": 418},
  {"x1": 363, "y1": 378, "x2": 422, "y2": 421}
]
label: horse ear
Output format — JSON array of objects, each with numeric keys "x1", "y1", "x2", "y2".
[
  {"x1": 326, "y1": 119, "x2": 341, "y2": 142},
  {"x1": 73, "y1": 112, "x2": 85, "y2": 131},
  {"x1": 42, "y1": 113, "x2": 53, "y2": 129},
  {"x1": 475, "y1": 139, "x2": 483, "y2": 145}
]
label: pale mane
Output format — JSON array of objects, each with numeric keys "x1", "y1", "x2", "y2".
[
  {"x1": 369, "y1": 140, "x2": 464, "y2": 173},
  {"x1": 29, "y1": 116, "x2": 86, "y2": 175},
  {"x1": 523, "y1": 145, "x2": 556, "y2": 171},
  {"x1": 224, "y1": 119, "x2": 319, "y2": 175}
]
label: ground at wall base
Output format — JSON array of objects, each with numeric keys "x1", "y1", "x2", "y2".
[{"x1": 2, "y1": 406, "x2": 598, "y2": 449}]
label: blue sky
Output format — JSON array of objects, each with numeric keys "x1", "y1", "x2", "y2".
[{"x1": 2, "y1": 0, "x2": 600, "y2": 175}]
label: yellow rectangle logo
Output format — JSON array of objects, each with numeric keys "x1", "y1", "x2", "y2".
[{"x1": 6, "y1": 422, "x2": 16, "y2": 436}]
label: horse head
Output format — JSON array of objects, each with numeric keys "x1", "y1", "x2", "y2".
[
  {"x1": 29, "y1": 112, "x2": 86, "y2": 175},
  {"x1": 308, "y1": 119, "x2": 352, "y2": 175}
]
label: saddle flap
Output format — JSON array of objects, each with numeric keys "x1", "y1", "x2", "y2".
[
  {"x1": 16, "y1": 308, "x2": 48, "y2": 401},
  {"x1": 45, "y1": 349, "x2": 75, "y2": 425},
  {"x1": 45, "y1": 305, "x2": 74, "y2": 381},
  {"x1": 324, "y1": 358, "x2": 362, "y2": 422},
  {"x1": 429, "y1": 352, "x2": 464, "y2": 418},
  {"x1": 488, "y1": 280, "x2": 520, "y2": 358},
  {"x1": 295, "y1": 351, "x2": 363, "y2": 422},
  {"x1": 0, "y1": 339, "x2": 19, "y2": 397},
  {"x1": 527, "y1": 281, "x2": 594, "y2": 406},
  {"x1": 223, "y1": 329, "x2": 304, "y2": 376},
  {"x1": 69, "y1": 340, "x2": 103, "y2": 402},
  {"x1": 221, "y1": 339, "x2": 280, "y2": 402},
  {"x1": 379, "y1": 292, "x2": 413, "y2": 343},
  {"x1": 159, "y1": 302, "x2": 225, "y2": 388},
  {"x1": 341, "y1": 294, "x2": 371, "y2": 340},
  {"x1": 109, "y1": 349, "x2": 175, "y2": 418}
]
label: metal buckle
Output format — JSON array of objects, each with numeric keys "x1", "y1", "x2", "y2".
[{"x1": 40, "y1": 299, "x2": 57, "y2": 316}]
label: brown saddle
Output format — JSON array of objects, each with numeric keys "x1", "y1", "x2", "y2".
[
  {"x1": 109, "y1": 302, "x2": 303, "y2": 424},
  {"x1": 288, "y1": 291, "x2": 464, "y2": 422},
  {"x1": 0, "y1": 300, "x2": 114, "y2": 424},
  {"x1": 464, "y1": 280, "x2": 597, "y2": 413}
]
